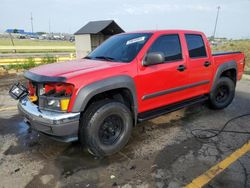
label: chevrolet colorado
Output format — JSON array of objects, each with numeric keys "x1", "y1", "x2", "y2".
[{"x1": 11, "y1": 30, "x2": 245, "y2": 157}]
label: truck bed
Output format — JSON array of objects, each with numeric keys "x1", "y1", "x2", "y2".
[{"x1": 212, "y1": 51, "x2": 245, "y2": 80}]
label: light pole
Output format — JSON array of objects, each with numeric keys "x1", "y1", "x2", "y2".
[
  {"x1": 212, "y1": 6, "x2": 220, "y2": 40},
  {"x1": 30, "y1": 12, "x2": 34, "y2": 33}
]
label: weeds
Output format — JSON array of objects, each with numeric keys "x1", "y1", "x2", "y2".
[
  {"x1": 4, "y1": 56, "x2": 57, "y2": 70},
  {"x1": 42, "y1": 55, "x2": 57, "y2": 64},
  {"x1": 212, "y1": 40, "x2": 250, "y2": 74}
]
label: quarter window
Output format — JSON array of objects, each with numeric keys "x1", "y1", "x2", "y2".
[
  {"x1": 148, "y1": 34, "x2": 182, "y2": 62},
  {"x1": 185, "y1": 34, "x2": 207, "y2": 58}
]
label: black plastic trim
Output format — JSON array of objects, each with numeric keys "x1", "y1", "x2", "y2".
[
  {"x1": 72, "y1": 75, "x2": 138, "y2": 122},
  {"x1": 138, "y1": 95, "x2": 209, "y2": 122},
  {"x1": 211, "y1": 60, "x2": 237, "y2": 91},
  {"x1": 212, "y1": 51, "x2": 241, "y2": 56},
  {"x1": 24, "y1": 71, "x2": 66, "y2": 83},
  {"x1": 142, "y1": 80, "x2": 210, "y2": 100},
  {"x1": 39, "y1": 131, "x2": 78, "y2": 143}
]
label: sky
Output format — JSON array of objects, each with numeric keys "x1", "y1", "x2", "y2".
[{"x1": 0, "y1": 0, "x2": 250, "y2": 39}]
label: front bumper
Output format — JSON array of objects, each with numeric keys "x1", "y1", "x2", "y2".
[{"x1": 18, "y1": 97, "x2": 80, "y2": 142}]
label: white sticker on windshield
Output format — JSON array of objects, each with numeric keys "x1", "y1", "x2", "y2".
[{"x1": 126, "y1": 36, "x2": 145, "y2": 45}]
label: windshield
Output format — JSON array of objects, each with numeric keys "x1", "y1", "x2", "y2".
[{"x1": 85, "y1": 33, "x2": 152, "y2": 63}]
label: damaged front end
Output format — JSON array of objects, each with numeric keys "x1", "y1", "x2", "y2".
[{"x1": 10, "y1": 71, "x2": 80, "y2": 142}]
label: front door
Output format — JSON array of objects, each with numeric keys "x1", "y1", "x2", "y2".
[{"x1": 137, "y1": 34, "x2": 189, "y2": 113}]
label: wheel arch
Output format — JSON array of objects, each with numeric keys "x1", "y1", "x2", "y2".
[
  {"x1": 71, "y1": 75, "x2": 138, "y2": 124},
  {"x1": 211, "y1": 60, "x2": 237, "y2": 91}
]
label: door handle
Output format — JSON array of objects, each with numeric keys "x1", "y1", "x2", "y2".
[
  {"x1": 204, "y1": 61, "x2": 211, "y2": 67},
  {"x1": 177, "y1": 65, "x2": 186, "y2": 72}
]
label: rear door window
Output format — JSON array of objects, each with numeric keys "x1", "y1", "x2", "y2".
[{"x1": 185, "y1": 34, "x2": 207, "y2": 58}]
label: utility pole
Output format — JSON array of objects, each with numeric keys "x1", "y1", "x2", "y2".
[
  {"x1": 212, "y1": 6, "x2": 220, "y2": 40},
  {"x1": 9, "y1": 33, "x2": 16, "y2": 53},
  {"x1": 30, "y1": 12, "x2": 34, "y2": 33},
  {"x1": 49, "y1": 19, "x2": 51, "y2": 33}
]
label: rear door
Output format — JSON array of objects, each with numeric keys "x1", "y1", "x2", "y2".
[{"x1": 184, "y1": 34, "x2": 213, "y2": 96}]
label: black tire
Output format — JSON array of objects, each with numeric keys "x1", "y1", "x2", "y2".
[
  {"x1": 79, "y1": 99, "x2": 133, "y2": 157},
  {"x1": 209, "y1": 77, "x2": 235, "y2": 109}
]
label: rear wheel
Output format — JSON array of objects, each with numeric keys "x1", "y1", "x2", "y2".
[
  {"x1": 209, "y1": 77, "x2": 235, "y2": 109},
  {"x1": 79, "y1": 99, "x2": 133, "y2": 157}
]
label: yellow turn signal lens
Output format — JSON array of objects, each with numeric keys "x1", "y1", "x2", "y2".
[
  {"x1": 60, "y1": 98, "x2": 70, "y2": 111},
  {"x1": 29, "y1": 95, "x2": 38, "y2": 102}
]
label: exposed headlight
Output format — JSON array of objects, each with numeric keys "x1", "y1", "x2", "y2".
[
  {"x1": 47, "y1": 99, "x2": 60, "y2": 107},
  {"x1": 40, "y1": 97, "x2": 70, "y2": 112},
  {"x1": 36, "y1": 82, "x2": 74, "y2": 112}
]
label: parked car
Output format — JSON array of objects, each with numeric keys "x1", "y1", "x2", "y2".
[{"x1": 11, "y1": 30, "x2": 245, "y2": 157}]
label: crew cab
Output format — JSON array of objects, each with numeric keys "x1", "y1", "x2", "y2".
[{"x1": 11, "y1": 30, "x2": 245, "y2": 157}]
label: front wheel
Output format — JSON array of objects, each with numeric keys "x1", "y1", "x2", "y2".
[
  {"x1": 79, "y1": 100, "x2": 133, "y2": 157},
  {"x1": 209, "y1": 77, "x2": 235, "y2": 109}
]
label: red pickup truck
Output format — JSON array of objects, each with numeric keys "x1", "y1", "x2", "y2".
[{"x1": 12, "y1": 30, "x2": 245, "y2": 157}]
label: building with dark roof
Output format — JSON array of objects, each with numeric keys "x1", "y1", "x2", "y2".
[{"x1": 74, "y1": 20, "x2": 124, "y2": 58}]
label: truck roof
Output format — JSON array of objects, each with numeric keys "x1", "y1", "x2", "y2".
[{"x1": 125, "y1": 30, "x2": 205, "y2": 35}]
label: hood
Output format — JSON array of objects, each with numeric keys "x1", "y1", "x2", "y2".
[{"x1": 28, "y1": 59, "x2": 126, "y2": 80}]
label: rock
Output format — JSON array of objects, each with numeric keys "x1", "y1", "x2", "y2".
[
  {"x1": 17, "y1": 69, "x2": 25, "y2": 73},
  {"x1": 136, "y1": 179, "x2": 142, "y2": 184},
  {"x1": 112, "y1": 182, "x2": 118, "y2": 186},
  {"x1": 40, "y1": 174, "x2": 54, "y2": 185},
  {"x1": 14, "y1": 168, "x2": 20, "y2": 173},
  {"x1": 167, "y1": 181, "x2": 180, "y2": 188},
  {"x1": 121, "y1": 184, "x2": 132, "y2": 188},
  {"x1": 7, "y1": 69, "x2": 17, "y2": 75},
  {"x1": 154, "y1": 169, "x2": 165, "y2": 179},
  {"x1": 156, "y1": 181, "x2": 164, "y2": 188},
  {"x1": 136, "y1": 183, "x2": 149, "y2": 188},
  {"x1": 0, "y1": 67, "x2": 7, "y2": 76},
  {"x1": 130, "y1": 165, "x2": 136, "y2": 170}
]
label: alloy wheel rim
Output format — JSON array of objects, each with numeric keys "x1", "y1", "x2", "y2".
[
  {"x1": 98, "y1": 115, "x2": 123, "y2": 145},
  {"x1": 215, "y1": 85, "x2": 229, "y2": 103}
]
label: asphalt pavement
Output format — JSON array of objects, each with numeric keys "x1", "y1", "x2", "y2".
[{"x1": 0, "y1": 76, "x2": 249, "y2": 188}]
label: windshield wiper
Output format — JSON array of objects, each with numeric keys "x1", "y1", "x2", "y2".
[{"x1": 94, "y1": 56, "x2": 115, "y2": 61}]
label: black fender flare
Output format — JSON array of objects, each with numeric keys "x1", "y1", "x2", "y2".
[
  {"x1": 211, "y1": 60, "x2": 237, "y2": 91},
  {"x1": 71, "y1": 75, "x2": 138, "y2": 122}
]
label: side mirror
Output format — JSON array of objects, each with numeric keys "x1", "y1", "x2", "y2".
[{"x1": 143, "y1": 52, "x2": 165, "y2": 66}]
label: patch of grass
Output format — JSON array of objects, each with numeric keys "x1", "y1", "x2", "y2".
[
  {"x1": 245, "y1": 70, "x2": 250, "y2": 75},
  {"x1": 0, "y1": 38, "x2": 74, "y2": 46},
  {"x1": 0, "y1": 49, "x2": 75, "y2": 53},
  {"x1": 212, "y1": 40, "x2": 250, "y2": 73},
  {"x1": 41, "y1": 55, "x2": 57, "y2": 64},
  {"x1": 0, "y1": 38, "x2": 75, "y2": 53},
  {"x1": 4, "y1": 56, "x2": 58, "y2": 70},
  {"x1": 5, "y1": 57, "x2": 36, "y2": 70}
]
